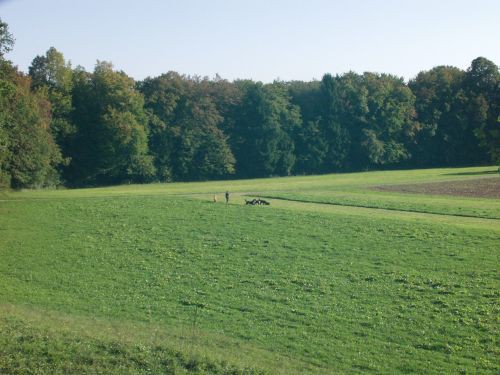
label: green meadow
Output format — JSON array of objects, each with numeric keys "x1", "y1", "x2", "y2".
[{"x1": 0, "y1": 166, "x2": 499, "y2": 374}]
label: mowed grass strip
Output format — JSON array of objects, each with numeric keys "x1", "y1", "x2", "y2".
[
  {"x1": 0, "y1": 190, "x2": 498, "y2": 373},
  {"x1": 217, "y1": 193, "x2": 500, "y2": 232},
  {"x1": 261, "y1": 187, "x2": 500, "y2": 219}
]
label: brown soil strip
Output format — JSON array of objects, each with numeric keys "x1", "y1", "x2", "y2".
[{"x1": 373, "y1": 177, "x2": 500, "y2": 198}]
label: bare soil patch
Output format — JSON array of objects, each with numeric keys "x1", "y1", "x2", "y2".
[{"x1": 374, "y1": 177, "x2": 500, "y2": 198}]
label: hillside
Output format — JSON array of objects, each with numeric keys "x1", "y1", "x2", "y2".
[{"x1": 1, "y1": 166, "x2": 499, "y2": 374}]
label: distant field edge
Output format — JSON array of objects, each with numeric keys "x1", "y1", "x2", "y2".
[{"x1": 0, "y1": 165, "x2": 497, "y2": 201}]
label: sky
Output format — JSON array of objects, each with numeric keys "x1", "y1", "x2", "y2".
[{"x1": 1, "y1": 0, "x2": 499, "y2": 82}]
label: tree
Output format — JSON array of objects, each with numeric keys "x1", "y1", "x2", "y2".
[
  {"x1": 232, "y1": 81, "x2": 300, "y2": 177},
  {"x1": 293, "y1": 118, "x2": 328, "y2": 174},
  {"x1": 318, "y1": 74, "x2": 354, "y2": 171},
  {"x1": 0, "y1": 60, "x2": 14, "y2": 187},
  {"x1": 410, "y1": 64, "x2": 489, "y2": 166},
  {"x1": 0, "y1": 61, "x2": 62, "y2": 188},
  {"x1": 0, "y1": 18, "x2": 14, "y2": 186},
  {"x1": 288, "y1": 80, "x2": 326, "y2": 174},
  {"x1": 464, "y1": 57, "x2": 500, "y2": 165},
  {"x1": 174, "y1": 96, "x2": 235, "y2": 180},
  {"x1": 139, "y1": 72, "x2": 236, "y2": 181},
  {"x1": 0, "y1": 18, "x2": 14, "y2": 58},
  {"x1": 68, "y1": 62, "x2": 155, "y2": 185},
  {"x1": 139, "y1": 72, "x2": 189, "y2": 181},
  {"x1": 359, "y1": 73, "x2": 416, "y2": 167},
  {"x1": 3, "y1": 16, "x2": 497, "y2": 188},
  {"x1": 0, "y1": 19, "x2": 62, "y2": 188},
  {"x1": 29, "y1": 47, "x2": 74, "y2": 169}
]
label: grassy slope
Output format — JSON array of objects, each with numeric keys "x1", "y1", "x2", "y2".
[
  {"x1": 5, "y1": 166, "x2": 498, "y2": 219},
  {"x1": 0, "y1": 166, "x2": 499, "y2": 374}
]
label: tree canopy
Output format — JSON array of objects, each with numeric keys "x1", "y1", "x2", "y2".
[{"x1": 0, "y1": 17, "x2": 498, "y2": 189}]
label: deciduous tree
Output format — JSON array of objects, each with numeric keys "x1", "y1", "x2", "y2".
[{"x1": 68, "y1": 62, "x2": 155, "y2": 185}]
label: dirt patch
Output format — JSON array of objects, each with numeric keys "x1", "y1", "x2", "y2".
[{"x1": 374, "y1": 177, "x2": 500, "y2": 199}]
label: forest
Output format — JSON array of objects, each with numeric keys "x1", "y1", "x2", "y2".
[{"x1": 0, "y1": 18, "x2": 498, "y2": 189}]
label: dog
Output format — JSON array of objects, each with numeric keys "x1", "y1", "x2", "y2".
[{"x1": 244, "y1": 198, "x2": 270, "y2": 205}]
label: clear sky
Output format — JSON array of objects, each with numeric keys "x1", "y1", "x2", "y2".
[{"x1": 1, "y1": 0, "x2": 499, "y2": 82}]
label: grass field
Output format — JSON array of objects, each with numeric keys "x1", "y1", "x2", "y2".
[{"x1": 0, "y1": 166, "x2": 499, "y2": 374}]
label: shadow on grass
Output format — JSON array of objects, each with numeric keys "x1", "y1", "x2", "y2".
[{"x1": 444, "y1": 170, "x2": 498, "y2": 176}]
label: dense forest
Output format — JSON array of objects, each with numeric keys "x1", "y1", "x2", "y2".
[{"x1": 0, "y1": 19, "x2": 498, "y2": 189}]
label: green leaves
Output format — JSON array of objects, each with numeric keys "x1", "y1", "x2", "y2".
[
  {"x1": 1, "y1": 15, "x2": 499, "y2": 188},
  {"x1": 409, "y1": 59, "x2": 499, "y2": 167},
  {"x1": 232, "y1": 82, "x2": 300, "y2": 177},
  {"x1": 67, "y1": 62, "x2": 155, "y2": 185},
  {"x1": 141, "y1": 74, "x2": 237, "y2": 181},
  {"x1": 0, "y1": 60, "x2": 62, "y2": 188},
  {"x1": 465, "y1": 58, "x2": 500, "y2": 164},
  {"x1": 0, "y1": 18, "x2": 14, "y2": 58}
]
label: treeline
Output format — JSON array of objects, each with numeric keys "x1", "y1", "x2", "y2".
[{"x1": 0, "y1": 19, "x2": 498, "y2": 189}]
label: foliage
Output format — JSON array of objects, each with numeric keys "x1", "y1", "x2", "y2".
[
  {"x1": 67, "y1": 62, "x2": 155, "y2": 185},
  {"x1": 1, "y1": 17, "x2": 499, "y2": 189},
  {"x1": 0, "y1": 18, "x2": 14, "y2": 58},
  {"x1": 317, "y1": 74, "x2": 351, "y2": 171},
  {"x1": 288, "y1": 80, "x2": 325, "y2": 173},
  {"x1": 465, "y1": 57, "x2": 500, "y2": 164},
  {"x1": 0, "y1": 60, "x2": 62, "y2": 188},
  {"x1": 410, "y1": 66, "x2": 476, "y2": 165},
  {"x1": 29, "y1": 47, "x2": 75, "y2": 168},
  {"x1": 140, "y1": 73, "x2": 236, "y2": 181},
  {"x1": 232, "y1": 81, "x2": 300, "y2": 177}
]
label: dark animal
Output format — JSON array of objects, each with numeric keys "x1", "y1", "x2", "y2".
[{"x1": 244, "y1": 198, "x2": 270, "y2": 206}]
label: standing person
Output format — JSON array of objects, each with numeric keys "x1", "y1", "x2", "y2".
[{"x1": 225, "y1": 191, "x2": 229, "y2": 204}]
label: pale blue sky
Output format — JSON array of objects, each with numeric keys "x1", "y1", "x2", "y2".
[{"x1": 1, "y1": 0, "x2": 498, "y2": 82}]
